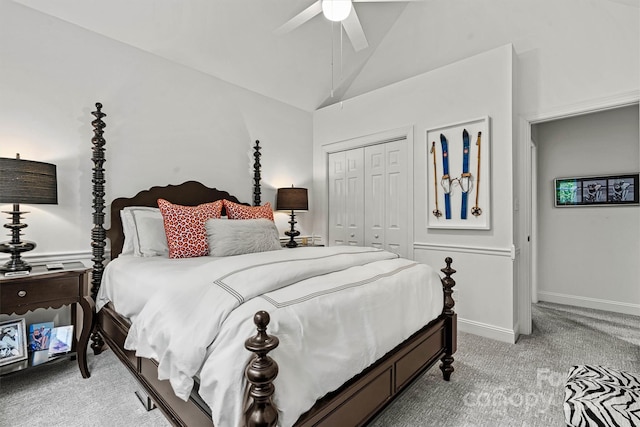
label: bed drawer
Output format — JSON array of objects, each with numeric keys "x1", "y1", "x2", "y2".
[
  {"x1": 314, "y1": 367, "x2": 393, "y2": 427},
  {"x1": 140, "y1": 358, "x2": 211, "y2": 427},
  {"x1": 99, "y1": 309, "x2": 137, "y2": 366},
  {"x1": 395, "y1": 325, "x2": 445, "y2": 389}
]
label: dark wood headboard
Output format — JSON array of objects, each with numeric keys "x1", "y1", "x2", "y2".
[
  {"x1": 89, "y1": 102, "x2": 263, "y2": 300},
  {"x1": 107, "y1": 182, "x2": 246, "y2": 260}
]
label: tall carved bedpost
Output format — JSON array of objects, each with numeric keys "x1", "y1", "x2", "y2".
[
  {"x1": 440, "y1": 257, "x2": 457, "y2": 381},
  {"x1": 253, "y1": 140, "x2": 262, "y2": 206},
  {"x1": 244, "y1": 311, "x2": 279, "y2": 427},
  {"x1": 90, "y1": 102, "x2": 107, "y2": 353}
]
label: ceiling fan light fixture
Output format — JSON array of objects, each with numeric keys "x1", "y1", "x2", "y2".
[{"x1": 321, "y1": 0, "x2": 352, "y2": 22}]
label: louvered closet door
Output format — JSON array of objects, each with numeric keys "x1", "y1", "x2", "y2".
[
  {"x1": 364, "y1": 140, "x2": 408, "y2": 257},
  {"x1": 328, "y1": 150, "x2": 364, "y2": 246}
]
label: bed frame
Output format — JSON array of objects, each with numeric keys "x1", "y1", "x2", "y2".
[{"x1": 88, "y1": 102, "x2": 457, "y2": 427}]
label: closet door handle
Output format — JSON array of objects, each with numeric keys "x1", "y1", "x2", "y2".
[
  {"x1": 350, "y1": 233, "x2": 355, "y2": 238},
  {"x1": 374, "y1": 234, "x2": 379, "y2": 239}
]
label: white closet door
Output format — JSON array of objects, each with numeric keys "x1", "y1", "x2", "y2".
[
  {"x1": 328, "y1": 150, "x2": 364, "y2": 246},
  {"x1": 364, "y1": 140, "x2": 408, "y2": 256},
  {"x1": 328, "y1": 151, "x2": 347, "y2": 245},
  {"x1": 344, "y1": 149, "x2": 364, "y2": 245},
  {"x1": 383, "y1": 140, "x2": 408, "y2": 257},
  {"x1": 328, "y1": 139, "x2": 406, "y2": 253},
  {"x1": 364, "y1": 144, "x2": 386, "y2": 249}
]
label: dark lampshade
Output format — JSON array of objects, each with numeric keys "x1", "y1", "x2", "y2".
[
  {"x1": 0, "y1": 157, "x2": 58, "y2": 204},
  {"x1": 276, "y1": 187, "x2": 308, "y2": 248},
  {"x1": 0, "y1": 155, "x2": 58, "y2": 273},
  {"x1": 276, "y1": 187, "x2": 308, "y2": 211}
]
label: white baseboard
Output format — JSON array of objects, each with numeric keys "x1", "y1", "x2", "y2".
[
  {"x1": 458, "y1": 317, "x2": 517, "y2": 344},
  {"x1": 537, "y1": 291, "x2": 640, "y2": 317}
]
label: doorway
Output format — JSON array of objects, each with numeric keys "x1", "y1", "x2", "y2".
[{"x1": 520, "y1": 94, "x2": 640, "y2": 335}]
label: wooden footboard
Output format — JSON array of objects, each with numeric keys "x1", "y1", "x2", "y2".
[
  {"x1": 294, "y1": 317, "x2": 452, "y2": 426},
  {"x1": 244, "y1": 257, "x2": 457, "y2": 427}
]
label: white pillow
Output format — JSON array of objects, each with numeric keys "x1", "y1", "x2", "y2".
[
  {"x1": 206, "y1": 218, "x2": 282, "y2": 257},
  {"x1": 120, "y1": 209, "x2": 136, "y2": 255},
  {"x1": 121, "y1": 207, "x2": 169, "y2": 257}
]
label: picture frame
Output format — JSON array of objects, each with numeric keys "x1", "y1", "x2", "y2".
[
  {"x1": 0, "y1": 318, "x2": 28, "y2": 367},
  {"x1": 554, "y1": 173, "x2": 639, "y2": 207},
  {"x1": 28, "y1": 321, "x2": 54, "y2": 352},
  {"x1": 48, "y1": 325, "x2": 74, "y2": 356},
  {"x1": 426, "y1": 116, "x2": 491, "y2": 229}
]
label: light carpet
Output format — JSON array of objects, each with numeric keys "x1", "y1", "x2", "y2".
[
  {"x1": 370, "y1": 302, "x2": 640, "y2": 427},
  {"x1": 0, "y1": 302, "x2": 638, "y2": 427}
]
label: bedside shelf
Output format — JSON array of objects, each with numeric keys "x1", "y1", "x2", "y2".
[
  {"x1": 0, "y1": 262, "x2": 94, "y2": 378},
  {"x1": 0, "y1": 350, "x2": 78, "y2": 376}
]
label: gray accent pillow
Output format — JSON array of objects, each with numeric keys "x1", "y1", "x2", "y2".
[{"x1": 206, "y1": 218, "x2": 282, "y2": 257}]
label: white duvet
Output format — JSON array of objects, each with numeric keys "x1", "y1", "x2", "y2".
[{"x1": 97, "y1": 246, "x2": 444, "y2": 427}]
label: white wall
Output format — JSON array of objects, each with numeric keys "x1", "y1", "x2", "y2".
[
  {"x1": 343, "y1": 0, "x2": 639, "y2": 117},
  {"x1": 0, "y1": 1, "x2": 314, "y2": 267},
  {"x1": 338, "y1": 0, "x2": 639, "y2": 339},
  {"x1": 314, "y1": 45, "x2": 518, "y2": 342},
  {"x1": 535, "y1": 105, "x2": 640, "y2": 315}
]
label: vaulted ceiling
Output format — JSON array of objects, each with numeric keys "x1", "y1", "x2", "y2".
[
  {"x1": 11, "y1": 0, "x2": 639, "y2": 112},
  {"x1": 11, "y1": 0, "x2": 412, "y2": 112}
]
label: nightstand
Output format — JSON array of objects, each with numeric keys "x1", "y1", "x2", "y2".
[
  {"x1": 0, "y1": 262, "x2": 94, "y2": 378},
  {"x1": 280, "y1": 236, "x2": 324, "y2": 248}
]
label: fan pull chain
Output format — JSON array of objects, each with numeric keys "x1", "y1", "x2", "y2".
[
  {"x1": 330, "y1": 20, "x2": 335, "y2": 98},
  {"x1": 340, "y1": 22, "x2": 343, "y2": 81}
]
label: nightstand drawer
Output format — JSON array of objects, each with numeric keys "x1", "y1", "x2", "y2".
[{"x1": 1, "y1": 275, "x2": 81, "y2": 312}]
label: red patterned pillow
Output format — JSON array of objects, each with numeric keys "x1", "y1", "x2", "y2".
[
  {"x1": 157, "y1": 198, "x2": 223, "y2": 258},
  {"x1": 223, "y1": 199, "x2": 274, "y2": 221}
]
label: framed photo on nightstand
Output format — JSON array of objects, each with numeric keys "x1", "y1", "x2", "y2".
[
  {"x1": 28, "y1": 321, "x2": 54, "y2": 352},
  {"x1": 49, "y1": 325, "x2": 74, "y2": 356},
  {"x1": 0, "y1": 318, "x2": 28, "y2": 367}
]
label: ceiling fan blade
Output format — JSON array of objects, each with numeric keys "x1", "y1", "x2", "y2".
[
  {"x1": 352, "y1": 0, "x2": 425, "y2": 2},
  {"x1": 275, "y1": 0, "x2": 323, "y2": 34},
  {"x1": 342, "y1": 8, "x2": 369, "y2": 51}
]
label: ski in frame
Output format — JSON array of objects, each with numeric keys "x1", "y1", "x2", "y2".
[{"x1": 426, "y1": 116, "x2": 491, "y2": 230}]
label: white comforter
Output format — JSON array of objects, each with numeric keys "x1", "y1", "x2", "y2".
[{"x1": 97, "y1": 246, "x2": 444, "y2": 427}]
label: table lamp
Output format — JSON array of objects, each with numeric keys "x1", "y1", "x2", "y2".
[
  {"x1": 276, "y1": 186, "x2": 308, "y2": 248},
  {"x1": 0, "y1": 154, "x2": 58, "y2": 272}
]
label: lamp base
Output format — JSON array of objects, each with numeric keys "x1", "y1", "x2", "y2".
[
  {"x1": 285, "y1": 210, "x2": 300, "y2": 248},
  {"x1": 0, "y1": 241, "x2": 35, "y2": 272},
  {"x1": 284, "y1": 231, "x2": 300, "y2": 248},
  {"x1": 1, "y1": 205, "x2": 35, "y2": 272}
]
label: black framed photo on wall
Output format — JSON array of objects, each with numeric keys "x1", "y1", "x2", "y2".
[{"x1": 554, "y1": 173, "x2": 639, "y2": 207}]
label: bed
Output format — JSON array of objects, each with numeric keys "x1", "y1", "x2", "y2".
[{"x1": 88, "y1": 102, "x2": 457, "y2": 427}]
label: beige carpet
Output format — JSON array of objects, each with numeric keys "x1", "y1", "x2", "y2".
[
  {"x1": 1, "y1": 302, "x2": 638, "y2": 427},
  {"x1": 370, "y1": 302, "x2": 640, "y2": 427},
  {"x1": 0, "y1": 349, "x2": 169, "y2": 426}
]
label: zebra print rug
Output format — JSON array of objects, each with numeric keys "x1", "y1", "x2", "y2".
[{"x1": 564, "y1": 365, "x2": 640, "y2": 426}]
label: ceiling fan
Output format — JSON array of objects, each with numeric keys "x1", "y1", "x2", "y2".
[{"x1": 276, "y1": 0, "x2": 418, "y2": 52}]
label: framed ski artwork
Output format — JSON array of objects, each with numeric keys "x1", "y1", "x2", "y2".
[
  {"x1": 426, "y1": 116, "x2": 491, "y2": 230},
  {"x1": 554, "y1": 173, "x2": 639, "y2": 207}
]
